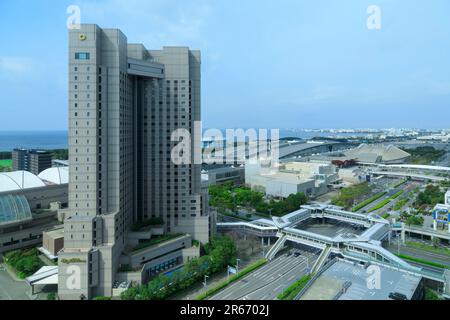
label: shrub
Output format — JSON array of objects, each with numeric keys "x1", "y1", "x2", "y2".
[
  {"x1": 277, "y1": 274, "x2": 312, "y2": 300},
  {"x1": 4, "y1": 248, "x2": 43, "y2": 278},
  {"x1": 47, "y1": 293, "x2": 57, "y2": 300},
  {"x1": 122, "y1": 235, "x2": 236, "y2": 300}
]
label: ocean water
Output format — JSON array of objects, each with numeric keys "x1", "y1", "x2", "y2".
[
  {"x1": 0, "y1": 131, "x2": 68, "y2": 151},
  {"x1": 0, "y1": 129, "x2": 370, "y2": 152}
]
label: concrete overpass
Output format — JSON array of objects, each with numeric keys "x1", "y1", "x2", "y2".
[
  {"x1": 217, "y1": 203, "x2": 448, "y2": 284},
  {"x1": 370, "y1": 171, "x2": 447, "y2": 182},
  {"x1": 392, "y1": 223, "x2": 450, "y2": 242}
]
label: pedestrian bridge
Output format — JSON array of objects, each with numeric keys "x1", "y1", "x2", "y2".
[{"x1": 216, "y1": 203, "x2": 447, "y2": 283}]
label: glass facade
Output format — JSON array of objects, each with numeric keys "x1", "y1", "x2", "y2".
[{"x1": 0, "y1": 194, "x2": 32, "y2": 225}]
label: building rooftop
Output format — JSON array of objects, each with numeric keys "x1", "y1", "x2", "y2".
[
  {"x1": 0, "y1": 168, "x2": 69, "y2": 193},
  {"x1": 38, "y1": 167, "x2": 69, "y2": 185},
  {"x1": 344, "y1": 144, "x2": 411, "y2": 163},
  {"x1": 302, "y1": 260, "x2": 422, "y2": 300},
  {"x1": 0, "y1": 171, "x2": 46, "y2": 192}
]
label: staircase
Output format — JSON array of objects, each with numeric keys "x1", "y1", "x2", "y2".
[
  {"x1": 265, "y1": 235, "x2": 287, "y2": 260},
  {"x1": 311, "y1": 245, "x2": 331, "y2": 274}
]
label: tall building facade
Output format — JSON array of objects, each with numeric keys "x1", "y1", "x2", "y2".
[{"x1": 59, "y1": 24, "x2": 209, "y2": 299}]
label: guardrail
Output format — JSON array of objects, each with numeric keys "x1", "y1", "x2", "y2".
[{"x1": 294, "y1": 257, "x2": 338, "y2": 300}]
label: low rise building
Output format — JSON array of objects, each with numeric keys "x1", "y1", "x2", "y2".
[
  {"x1": 201, "y1": 165, "x2": 245, "y2": 187},
  {"x1": 0, "y1": 170, "x2": 68, "y2": 253},
  {"x1": 245, "y1": 159, "x2": 339, "y2": 198}
]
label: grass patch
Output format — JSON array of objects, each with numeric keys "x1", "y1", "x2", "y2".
[
  {"x1": 196, "y1": 259, "x2": 268, "y2": 300},
  {"x1": 396, "y1": 253, "x2": 448, "y2": 269},
  {"x1": 368, "y1": 198, "x2": 391, "y2": 212},
  {"x1": 405, "y1": 241, "x2": 450, "y2": 257},
  {"x1": 390, "y1": 190, "x2": 404, "y2": 200},
  {"x1": 0, "y1": 159, "x2": 12, "y2": 171},
  {"x1": 352, "y1": 192, "x2": 386, "y2": 212},
  {"x1": 277, "y1": 274, "x2": 312, "y2": 300}
]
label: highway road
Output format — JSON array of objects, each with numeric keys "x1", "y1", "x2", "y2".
[
  {"x1": 210, "y1": 249, "x2": 318, "y2": 300},
  {"x1": 388, "y1": 241, "x2": 450, "y2": 268}
]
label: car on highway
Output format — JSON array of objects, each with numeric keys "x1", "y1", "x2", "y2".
[
  {"x1": 294, "y1": 252, "x2": 301, "y2": 257},
  {"x1": 388, "y1": 292, "x2": 407, "y2": 300}
]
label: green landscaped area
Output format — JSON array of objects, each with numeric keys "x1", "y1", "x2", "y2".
[
  {"x1": 351, "y1": 191, "x2": 386, "y2": 212},
  {"x1": 122, "y1": 236, "x2": 236, "y2": 300},
  {"x1": 405, "y1": 241, "x2": 450, "y2": 257},
  {"x1": 367, "y1": 190, "x2": 404, "y2": 213},
  {"x1": 415, "y1": 185, "x2": 445, "y2": 208},
  {"x1": 402, "y1": 146, "x2": 446, "y2": 165},
  {"x1": 277, "y1": 274, "x2": 312, "y2": 300},
  {"x1": 3, "y1": 248, "x2": 44, "y2": 279},
  {"x1": 0, "y1": 159, "x2": 12, "y2": 171},
  {"x1": 396, "y1": 253, "x2": 449, "y2": 270},
  {"x1": 332, "y1": 183, "x2": 374, "y2": 209},
  {"x1": 209, "y1": 182, "x2": 307, "y2": 217},
  {"x1": 132, "y1": 233, "x2": 185, "y2": 253}
]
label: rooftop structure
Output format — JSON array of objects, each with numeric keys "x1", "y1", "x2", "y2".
[
  {"x1": 0, "y1": 170, "x2": 69, "y2": 193},
  {"x1": 0, "y1": 171, "x2": 46, "y2": 192},
  {"x1": 38, "y1": 167, "x2": 69, "y2": 185},
  {"x1": 344, "y1": 144, "x2": 411, "y2": 164}
]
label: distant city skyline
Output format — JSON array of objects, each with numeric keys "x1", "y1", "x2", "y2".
[{"x1": 1, "y1": 0, "x2": 450, "y2": 130}]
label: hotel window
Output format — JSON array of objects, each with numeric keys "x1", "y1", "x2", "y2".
[{"x1": 75, "y1": 52, "x2": 90, "y2": 60}]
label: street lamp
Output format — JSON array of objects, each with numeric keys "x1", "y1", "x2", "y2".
[
  {"x1": 203, "y1": 275, "x2": 209, "y2": 290},
  {"x1": 236, "y1": 259, "x2": 241, "y2": 274}
]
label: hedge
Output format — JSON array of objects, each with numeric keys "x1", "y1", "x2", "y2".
[
  {"x1": 277, "y1": 274, "x2": 312, "y2": 300},
  {"x1": 196, "y1": 259, "x2": 267, "y2": 300},
  {"x1": 352, "y1": 192, "x2": 387, "y2": 212},
  {"x1": 396, "y1": 254, "x2": 449, "y2": 270},
  {"x1": 368, "y1": 199, "x2": 391, "y2": 212}
]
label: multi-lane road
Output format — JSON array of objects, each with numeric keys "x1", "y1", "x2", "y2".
[{"x1": 210, "y1": 248, "x2": 318, "y2": 300}]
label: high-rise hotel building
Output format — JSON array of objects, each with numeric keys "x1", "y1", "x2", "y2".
[{"x1": 58, "y1": 24, "x2": 210, "y2": 299}]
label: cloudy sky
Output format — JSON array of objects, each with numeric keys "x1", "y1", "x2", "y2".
[{"x1": 1, "y1": 0, "x2": 450, "y2": 130}]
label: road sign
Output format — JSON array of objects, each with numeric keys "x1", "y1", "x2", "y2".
[{"x1": 228, "y1": 266, "x2": 237, "y2": 275}]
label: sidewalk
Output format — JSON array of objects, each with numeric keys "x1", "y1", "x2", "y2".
[{"x1": 170, "y1": 254, "x2": 264, "y2": 300}]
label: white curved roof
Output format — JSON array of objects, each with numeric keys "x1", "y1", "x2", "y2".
[
  {"x1": 345, "y1": 144, "x2": 410, "y2": 162},
  {"x1": 38, "y1": 167, "x2": 69, "y2": 185},
  {"x1": 0, "y1": 171, "x2": 46, "y2": 193}
]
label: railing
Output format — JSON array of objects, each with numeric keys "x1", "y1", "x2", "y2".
[
  {"x1": 311, "y1": 245, "x2": 331, "y2": 274},
  {"x1": 265, "y1": 235, "x2": 287, "y2": 260},
  {"x1": 341, "y1": 249, "x2": 445, "y2": 282},
  {"x1": 333, "y1": 281, "x2": 352, "y2": 300},
  {"x1": 294, "y1": 257, "x2": 338, "y2": 300}
]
